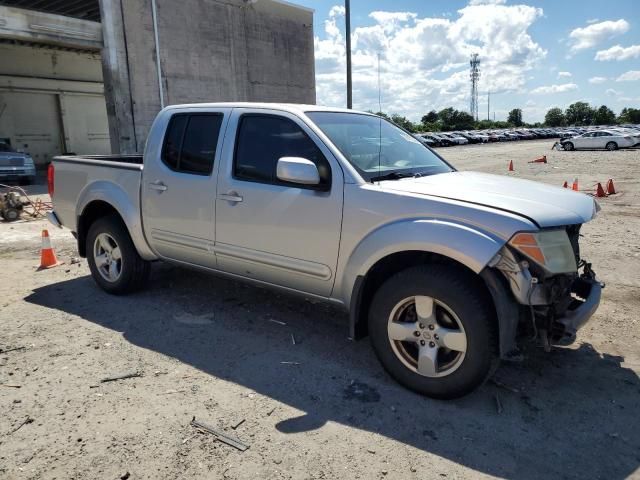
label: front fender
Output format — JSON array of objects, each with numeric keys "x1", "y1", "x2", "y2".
[
  {"x1": 76, "y1": 180, "x2": 156, "y2": 260},
  {"x1": 340, "y1": 218, "x2": 505, "y2": 306}
]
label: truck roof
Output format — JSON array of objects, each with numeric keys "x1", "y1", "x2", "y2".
[{"x1": 163, "y1": 102, "x2": 370, "y2": 116}]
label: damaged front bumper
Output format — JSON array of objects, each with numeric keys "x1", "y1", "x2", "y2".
[
  {"x1": 490, "y1": 246, "x2": 603, "y2": 350},
  {"x1": 550, "y1": 272, "x2": 602, "y2": 345}
]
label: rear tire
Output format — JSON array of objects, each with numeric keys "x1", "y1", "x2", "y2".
[
  {"x1": 605, "y1": 141, "x2": 618, "y2": 151},
  {"x1": 368, "y1": 265, "x2": 498, "y2": 399},
  {"x1": 563, "y1": 142, "x2": 574, "y2": 151},
  {"x1": 86, "y1": 214, "x2": 150, "y2": 294}
]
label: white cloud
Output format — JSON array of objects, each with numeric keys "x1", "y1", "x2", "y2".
[
  {"x1": 557, "y1": 71, "x2": 572, "y2": 78},
  {"x1": 586, "y1": 18, "x2": 600, "y2": 24},
  {"x1": 616, "y1": 70, "x2": 640, "y2": 82},
  {"x1": 605, "y1": 88, "x2": 621, "y2": 96},
  {"x1": 595, "y1": 44, "x2": 640, "y2": 61},
  {"x1": 588, "y1": 76, "x2": 608, "y2": 84},
  {"x1": 314, "y1": 3, "x2": 546, "y2": 119},
  {"x1": 568, "y1": 19, "x2": 629, "y2": 52},
  {"x1": 530, "y1": 83, "x2": 578, "y2": 94}
]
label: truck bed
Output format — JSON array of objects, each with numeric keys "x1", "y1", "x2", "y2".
[
  {"x1": 54, "y1": 154, "x2": 144, "y2": 170},
  {"x1": 52, "y1": 154, "x2": 144, "y2": 235}
]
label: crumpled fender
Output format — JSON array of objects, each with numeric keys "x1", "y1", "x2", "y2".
[{"x1": 340, "y1": 218, "x2": 506, "y2": 308}]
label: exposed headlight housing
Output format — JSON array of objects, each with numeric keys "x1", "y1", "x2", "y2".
[
  {"x1": 592, "y1": 199, "x2": 601, "y2": 219},
  {"x1": 509, "y1": 229, "x2": 577, "y2": 274}
]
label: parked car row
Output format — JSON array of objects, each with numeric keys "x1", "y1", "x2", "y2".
[{"x1": 413, "y1": 124, "x2": 640, "y2": 150}]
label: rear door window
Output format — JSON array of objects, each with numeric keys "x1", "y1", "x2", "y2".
[{"x1": 161, "y1": 113, "x2": 223, "y2": 175}]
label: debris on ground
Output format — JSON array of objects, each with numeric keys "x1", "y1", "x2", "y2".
[
  {"x1": 100, "y1": 371, "x2": 143, "y2": 383},
  {"x1": 190, "y1": 416, "x2": 249, "y2": 451},
  {"x1": 0, "y1": 346, "x2": 26, "y2": 354},
  {"x1": 231, "y1": 418, "x2": 245, "y2": 430},
  {"x1": 490, "y1": 378, "x2": 520, "y2": 394},
  {"x1": 268, "y1": 318, "x2": 286, "y2": 326},
  {"x1": 280, "y1": 361, "x2": 300, "y2": 365},
  {"x1": 8, "y1": 416, "x2": 33, "y2": 435}
]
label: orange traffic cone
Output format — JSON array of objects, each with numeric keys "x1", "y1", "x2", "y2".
[
  {"x1": 606, "y1": 179, "x2": 616, "y2": 195},
  {"x1": 572, "y1": 178, "x2": 579, "y2": 191},
  {"x1": 595, "y1": 182, "x2": 606, "y2": 198},
  {"x1": 529, "y1": 155, "x2": 547, "y2": 164},
  {"x1": 562, "y1": 181, "x2": 568, "y2": 188},
  {"x1": 508, "y1": 160, "x2": 514, "y2": 171},
  {"x1": 38, "y1": 229, "x2": 63, "y2": 270}
]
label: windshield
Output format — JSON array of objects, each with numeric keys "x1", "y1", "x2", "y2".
[
  {"x1": 305, "y1": 111, "x2": 453, "y2": 181},
  {"x1": 0, "y1": 143, "x2": 16, "y2": 153}
]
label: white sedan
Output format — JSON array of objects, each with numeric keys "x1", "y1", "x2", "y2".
[{"x1": 562, "y1": 130, "x2": 639, "y2": 151}]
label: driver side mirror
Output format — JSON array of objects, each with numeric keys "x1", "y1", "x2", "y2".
[{"x1": 276, "y1": 157, "x2": 320, "y2": 186}]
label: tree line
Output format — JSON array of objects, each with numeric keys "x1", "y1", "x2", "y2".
[{"x1": 371, "y1": 104, "x2": 640, "y2": 133}]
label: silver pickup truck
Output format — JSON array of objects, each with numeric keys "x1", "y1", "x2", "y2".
[{"x1": 48, "y1": 103, "x2": 602, "y2": 399}]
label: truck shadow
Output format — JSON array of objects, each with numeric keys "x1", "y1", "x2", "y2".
[{"x1": 25, "y1": 263, "x2": 640, "y2": 479}]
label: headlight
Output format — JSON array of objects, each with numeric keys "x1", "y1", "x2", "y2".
[
  {"x1": 24, "y1": 156, "x2": 35, "y2": 166},
  {"x1": 509, "y1": 229, "x2": 577, "y2": 274}
]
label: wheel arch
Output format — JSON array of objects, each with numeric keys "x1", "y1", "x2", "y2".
[
  {"x1": 76, "y1": 181, "x2": 156, "y2": 260},
  {"x1": 343, "y1": 219, "x2": 519, "y2": 357}
]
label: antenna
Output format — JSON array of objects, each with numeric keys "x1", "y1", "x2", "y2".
[
  {"x1": 470, "y1": 53, "x2": 480, "y2": 121},
  {"x1": 377, "y1": 52, "x2": 382, "y2": 183},
  {"x1": 377, "y1": 52, "x2": 382, "y2": 113}
]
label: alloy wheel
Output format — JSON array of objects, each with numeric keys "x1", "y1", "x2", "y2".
[{"x1": 387, "y1": 296, "x2": 467, "y2": 378}]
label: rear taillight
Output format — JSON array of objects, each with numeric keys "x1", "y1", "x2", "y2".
[{"x1": 47, "y1": 163, "x2": 54, "y2": 197}]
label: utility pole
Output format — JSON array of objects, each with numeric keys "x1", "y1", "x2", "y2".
[
  {"x1": 345, "y1": 0, "x2": 352, "y2": 109},
  {"x1": 487, "y1": 90, "x2": 490, "y2": 121}
]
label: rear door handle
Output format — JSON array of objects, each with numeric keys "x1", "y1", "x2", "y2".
[
  {"x1": 218, "y1": 191, "x2": 243, "y2": 203},
  {"x1": 149, "y1": 181, "x2": 167, "y2": 192}
]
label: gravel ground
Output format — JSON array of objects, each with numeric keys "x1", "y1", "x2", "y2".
[{"x1": 1, "y1": 139, "x2": 639, "y2": 480}]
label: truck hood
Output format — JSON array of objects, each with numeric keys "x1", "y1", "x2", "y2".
[{"x1": 381, "y1": 171, "x2": 596, "y2": 228}]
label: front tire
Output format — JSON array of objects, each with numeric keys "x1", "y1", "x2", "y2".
[
  {"x1": 86, "y1": 214, "x2": 150, "y2": 294},
  {"x1": 605, "y1": 141, "x2": 618, "y2": 151},
  {"x1": 368, "y1": 265, "x2": 497, "y2": 399},
  {"x1": 563, "y1": 142, "x2": 574, "y2": 151}
]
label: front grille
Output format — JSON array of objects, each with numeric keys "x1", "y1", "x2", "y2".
[
  {"x1": 566, "y1": 224, "x2": 581, "y2": 265},
  {"x1": 0, "y1": 157, "x2": 24, "y2": 167}
]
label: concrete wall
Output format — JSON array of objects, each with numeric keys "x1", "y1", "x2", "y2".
[
  {"x1": 101, "y1": 0, "x2": 315, "y2": 153},
  {"x1": 0, "y1": 42, "x2": 110, "y2": 163},
  {"x1": 0, "y1": 5, "x2": 102, "y2": 49}
]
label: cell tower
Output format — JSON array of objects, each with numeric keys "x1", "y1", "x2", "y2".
[{"x1": 470, "y1": 53, "x2": 481, "y2": 121}]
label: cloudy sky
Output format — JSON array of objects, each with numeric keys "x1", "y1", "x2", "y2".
[{"x1": 294, "y1": 0, "x2": 640, "y2": 122}]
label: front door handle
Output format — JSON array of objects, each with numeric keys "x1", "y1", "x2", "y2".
[
  {"x1": 218, "y1": 191, "x2": 243, "y2": 203},
  {"x1": 149, "y1": 181, "x2": 168, "y2": 192}
]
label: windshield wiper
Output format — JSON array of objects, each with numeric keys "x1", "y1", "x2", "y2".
[{"x1": 370, "y1": 171, "x2": 414, "y2": 182}]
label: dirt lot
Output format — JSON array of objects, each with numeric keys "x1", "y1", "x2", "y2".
[{"x1": 1, "y1": 140, "x2": 639, "y2": 479}]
